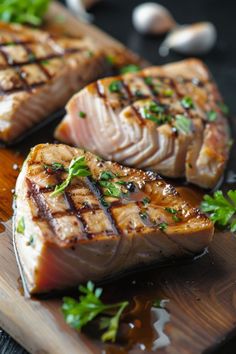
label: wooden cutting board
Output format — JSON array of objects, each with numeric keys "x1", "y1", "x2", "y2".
[{"x1": 1, "y1": 2, "x2": 236, "y2": 354}]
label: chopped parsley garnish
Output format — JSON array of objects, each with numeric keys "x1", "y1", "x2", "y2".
[
  {"x1": 51, "y1": 156, "x2": 91, "y2": 197},
  {"x1": 139, "y1": 211, "x2": 147, "y2": 220},
  {"x1": 0, "y1": 0, "x2": 51, "y2": 26},
  {"x1": 144, "y1": 77, "x2": 153, "y2": 85},
  {"x1": 100, "y1": 197, "x2": 110, "y2": 207},
  {"x1": 105, "y1": 54, "x2": 116, "y2": 65},
  {"x1": 44, "y1": 162, "x2": 65, "y2": 173},
  {"x1": 41, "y1": 59, "x2": 49, "y2": 65},
  {"x1": 99, "y1": 171, "x2": 127, "y2": 198},
  {"x1": 207, "y1": 110, "x2": 217, "y2": 122},
  {"x1": 79, "y1": 111, "x2": 86, "y2": 119},
  {"x1": 27, "y1": 235, "x2": 34, "y2": 246},
  {"x1": 159, "y1": 222, "x2": 168, "y2": 231},
  {"x1": 218, "y1": 102, "x2": 229, "y2": 115},
  {"x1": 174, "y1": 115, "x2": 192, "y2": 135},
  {"x1": 172, "y1": 215, "x2": 181, "y2": 222},
  {"x1": 135, "y1": 89, "x2": 145, "y2": 98},
  {"x1": 100, "y1": 171, "x2": 116, "y2": 180},
  {"x1": 142, "y1": 197, "x2": 150, "y2": 205},
  {"x1": 120, "y1": 64, "x2": 140, "y2": 74},
  {"x1": 109, "y1": 80, "x2": 122, "y2": 93},
  {"x1": 165, "y1": 207, "x2": 178, "y2": 214},
  {"x1": 141, "y1": 101, "x2": 171, "y2": 125},
  {"x1": 200, "y1": 190, "x2": 236, "y2": 232},
  {"x1": 16, "y1": 216, "x2": 25, "y2": 234},
  {"x1": 28, "y1": 53, "x2": 36, "y2": 62},
  {"x1": 162, "y1": 89, "x2": 174, "y2": 97},
  {"x1": 86, "y1": 50, "x2": 94, "y2": 58},
  {"x1": 62, "y1": 281, "x2": 128, "y2": 343},
  {"x1": 181, "y1": 96, "x2": 195, "y2": 109},
  {"x1": 165, "y1": 207, "x2": 181, "y2": 222},
  {"x1": 99, "y1": 180, "x2": 121, "y2": 198}
]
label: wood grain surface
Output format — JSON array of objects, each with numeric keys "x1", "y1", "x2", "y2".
[{"x1": 1, "y1": 1, "x2": 236, "y2": 354}]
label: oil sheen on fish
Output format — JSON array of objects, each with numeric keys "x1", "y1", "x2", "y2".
[
  {"x1": 0, "y1": 22, "x2": 110, "y2": 142},
  {"x1": 14, "y1": 143, "x2": 214, "y2": 294},
  {"x1": 55, "y1": 59, "x2": 231, "y2": 189}
]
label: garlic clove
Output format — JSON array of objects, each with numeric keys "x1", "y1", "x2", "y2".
[
  {"x1": 159, "y1": 22, "x2": 217, "y2": 56},
  {"x1": 132, "y1": 2, "x2": 176, "y2": 35},
  {"x1": 66, "y1": 0, "x2": 97, "y2": 22}
]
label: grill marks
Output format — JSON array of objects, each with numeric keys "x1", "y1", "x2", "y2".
[
  {"x1": 30, "y1": 162, "x2": 162, "y2": 241},
  {"x1": 27, "y1": 179, "x2": 58, "y2": 236},
  {"x1": 0, "y1": 35, "x2": 89, "y2": 95},
  {"x1": 95, "y1": 74, "x2": 208, "y2": 127},
  {"x1": 28, "y1": 154, "x2": 202, "y2": 244},
  {"x1": 85, "y1": 176, "x2": 121, "y2": 235},
  {"x1": 30, "y1": 167, "x2": 124, "y2": 240}
]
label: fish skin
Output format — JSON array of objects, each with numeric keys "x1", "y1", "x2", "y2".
[
  {"x1": 14, "y1": 143, "x2": 213, "y2": 294},
  {"x1": 55, "y1": 58, "x2": 230, "y2": 189}
]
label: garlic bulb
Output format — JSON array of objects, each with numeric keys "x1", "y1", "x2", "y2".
[
  {"x1": 159, "y1": 22, "x2": 217, "y2": 56},
  {"x1": 66, "y1": 0, "x2": 100, "y2": 22},
  {"x1": 132, "y1": 2, "x2": 176, "y2": 35}
]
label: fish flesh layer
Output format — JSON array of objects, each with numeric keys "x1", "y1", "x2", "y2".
[
  {"x1": 55, "y1": 59, "x2": 231, "y2": 189},
  {"x1": 14, "y1": 143, "x2": 214, "y2": 294}
]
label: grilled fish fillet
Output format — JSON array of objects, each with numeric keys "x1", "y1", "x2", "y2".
[
  {"x1": 55, "y1": 58, "x2": 230, "y2": 189},
  {"x1": 0, "y1": 22, "x2": 110, "y2": 142},
  {"x1": 14, "y1": 143, "x2": 213, "y2": 294}
]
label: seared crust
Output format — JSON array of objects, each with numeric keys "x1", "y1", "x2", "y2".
[
  {"x1": 55, "y1": 59, "x2": 231, "y2": 188},
  {"x1": 0, "y1": 22, "x2": 109, "y2": 142}
]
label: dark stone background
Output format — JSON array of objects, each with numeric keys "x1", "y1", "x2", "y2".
[{"x1": 1, "y1": 0, "x2": 236, "y2": 353}]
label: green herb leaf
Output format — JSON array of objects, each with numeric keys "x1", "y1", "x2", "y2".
[
  {"x1": 165, "y1": 207, "x2": 181, "y2": 222},
  {"x1": 207, "y1": 110, "x2": 217, "y2": 122},
  {"x1": 86, "y1": 50, "x2": 94, "y2": 58},
  {"x1": 181, "y1": 96, "x2": 195, "y2": 109},
  {"x1": 100, "y1": 171, "x2": 116, "y2": 181},
  {"x1": 44, "y1": 162, "x2": 65, "y2": 173},
  {"x1": 140, "y1": 101, "x2": 171, "y2": 126},
  {"x1": 27, "y1": 235, "x2": 34, "y2": 246},
  {"x1": 159, "y1": 222, "x2": 168, "y2": 231},
  {"x1": 142, "y1": 197, "x2": 150, "y2": 205},
  {"x1": 62, "y1": 281, "x2": 128, "y2": 343},
  {"x1": 218, "y1": 102, "x2": 229, "y2": 115},
  {"x1": 165, "y1": 207, "x2": 178, "y2": 214},
  {"x1": 162, "y1": 89, "x2": 174, "y2": 97},
  {"x1": 51, "y1": 156, "x2": 91, "y2": 197},
  {"x1": 174, "y1": 115, "x2": 192, "y2": 135},
  {"x1": 99, "y1": 180, "x2": 121, "y2": 198},
  {"x1": 139, "y1": 211, "x2": 147, "y2": 220},
  {"x1": 105, "y1": 55, "x2": 116, "y2": 65},
  {"x1": 16, "y1": 216, "x2": 25, "y2": 234},
  {"x1": 41, "y1": 59, "x2": 50, "y2": 65},
  {"x1": 0, "y1": 0, "x2": 51, "y2": 26},
  {"x1": 120, "y1": 64, "x2": 140, "y2": 74},
  {"x1": 200, "y1": 190, "x2": 236, "y2": 232},
  {"x1": 79, "y1": 111, "x2": 86, "y2": 119},
  {"x1": 109, "y1": 80, "x2": 122, "y2": 93},
  {"x1": 144, "y1": 77, "x2": 153, "y2": 85}
]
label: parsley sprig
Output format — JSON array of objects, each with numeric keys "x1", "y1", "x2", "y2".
[
  {"x1": 62, "y1": 281, "x2": 128, "y2": 342},
  {"x1": 99, "y1": 170, "x2": 127, "y2": 198},
  {"x1": 0, "y1": 0, "x2": 51, "y2": 26},
  {"x1": 201, "y1": 190, "x2": 236, "y2": 232},
  {"x1": 174, "y1": 114, "x2": 192, "y2": 135},
  {"x1": 51, "y1": 156, "x2": 91, "y2": 197},
  {"x1": 120, "y1": 64, "x2": 140, "y2": 74}
]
